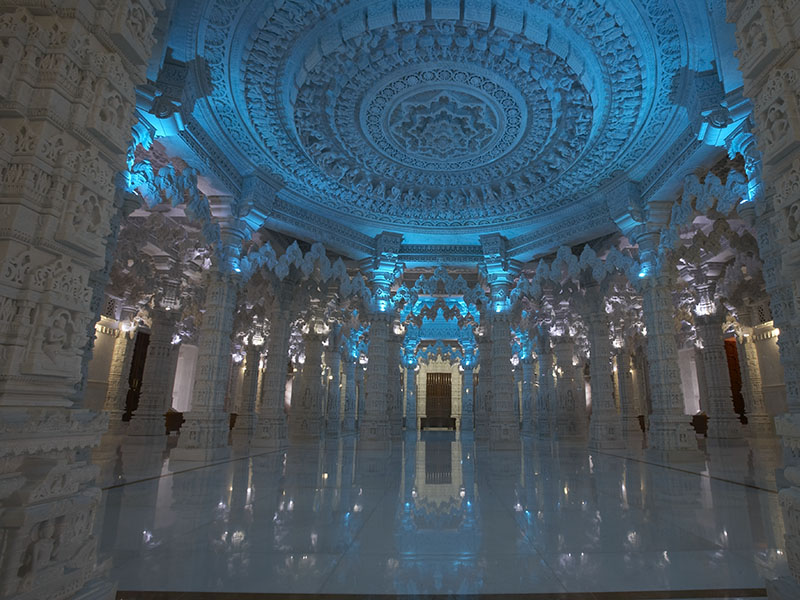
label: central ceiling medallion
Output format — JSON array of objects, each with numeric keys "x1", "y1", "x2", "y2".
[{"x1": 362, "y1": 67, "x2": 526, "y2": 171}]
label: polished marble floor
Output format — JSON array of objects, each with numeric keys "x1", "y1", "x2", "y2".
[{"x1": 94, "y1": 430, "x2": 787, "y2": 598}]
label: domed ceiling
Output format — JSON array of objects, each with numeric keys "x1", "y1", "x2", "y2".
[{"x1": 163, "y1": 0, "x2": 722, "y2": 259}]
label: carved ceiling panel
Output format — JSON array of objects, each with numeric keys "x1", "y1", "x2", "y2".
[{"x1": 180, "y1": 0, "x2": 690, "y2": 241}]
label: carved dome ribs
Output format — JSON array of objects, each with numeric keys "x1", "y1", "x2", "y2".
[{"x1": 201, "y1": 0, "x2": 679, "y2": 232}]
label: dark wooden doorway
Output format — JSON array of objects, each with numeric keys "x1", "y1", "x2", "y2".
[
  {"x1": 422, "y1": 372, "x2": 455, "y2": 429},
  {"x1": 122, "y1": 330, "x2": 150, "y2": 421}
]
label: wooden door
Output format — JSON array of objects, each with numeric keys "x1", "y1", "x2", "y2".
[{"x1": 425, "y1": 372, "x2": 453, "y2": 428}]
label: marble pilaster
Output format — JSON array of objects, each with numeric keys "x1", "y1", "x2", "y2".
[
  {"x1": 553, "y1": 337, "x2": 587, "y2": 440},
  {"x1": 534, "y1": 334, "x2": 554, "y2": 439},
  {"x1": 289, "y1": 325, "x2": 326, "y2": 440},
  {"x1": 617, "y1": 347, "x2": 644, "y2": 444},
  {"x1": 171, "y1": 269, "x2": 239, "y2": 462},
  {"x1": 103, "y1": 326, "x2": 136, "y2": 432},
  {"x1": 639, "y1": 271, "x2": 698, "y2": 454},
  {"x1": 487, "y1": 312, "x2": 520, "y2": 449},
  {"x1": 232, "y1": 344, "x2": 261, "y2": 445},
  {"x1": 342, "y1": 357, "x2": 358, "y2": 435},
  {"x1": 361, "y1": 312, "x2": 392, "y2": 445},
  {"x1": 585, "y1": 285, "x2": 624, "y2": 450},
  {"x1": 128, "y1": 307, "x2": 177, "y2": 437},
  {"x1": 695, "y1": 312, "x2": 744, "y2": 440},
  {"x1": 325, "y1": 345, "x2": 342, "y2": 436},
  {"x1": 253, "y1": 301, "x2": 293, "y2": 450},
  {"x1": 405, "y1": 365, "x2": 418, "y2": 432},
  {"x1": 739, "y1": 326, "x2": 776, "y2": 437}
]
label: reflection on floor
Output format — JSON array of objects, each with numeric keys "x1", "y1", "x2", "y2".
[{"x1": 94, "y1": 431, "x2": 786, "y2": 598}]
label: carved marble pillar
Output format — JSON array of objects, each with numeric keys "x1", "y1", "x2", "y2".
[
  {"x1": 534, "y1": 334, "x2": 554, "y2": 439},
  {"x1": 128, "y1": 307, "x2": 177, "y2": 437},
  {"x1": 475, "y1": 330, "x2": 491, "y2": 442},
  {"x1": 585, "y1": 285, "x2": 624, "y2": 450},
  {"x1": 253, "y1": 301, "x2": 292, "y2": 449},
  {"x1": 724, "y1": 4, "x2": 800, "y2": 591},
  {"x1": 362, "y1": 312, "x2": 391, "y2": 444},
  {"x1": 171, "y1": 269, "x2": 239, "y2": 462},
  {"x1": 103, "y1": 326, "x2": 136, "y2": 431},
  {"x1": 639, "y1": 273, "x2": 697, "y2": 453},
  {"x1": 405, "y1": 363, "x2": 418, "y2": 432},
  {"x1": 341, "y1": 356, "x2": 357, "y2": 435},
  {"x1": 289, "y1": 324, "x2": 326, "y2": 440},
  {"x1": 487, "y1": 312, "x2": 520, "y2": 448},
  {"x1": 695, "y1": 313, "x2": 744, "y2": 440},
  {"x1": 617, "y1": 347, "x2": 643, "y2": 443},
  {"x1": 461, "y1": 365, "x2": 474, "y2": 432},
  {"x1": 356, "y1": 363, "x2": 366, "y2": 427},
  {"x1": 519, "y1": 357, "x2": 534, "y2": 435},
  {"x1": 553, "y1": 337, "x2": 586, "y2": 440},
  {"x1": 387, "y1": 329, "x2": 403, "y2": 438},
  {"x1": 695, "y1": 345, "x2": 710, "y2": 414},
  {"x1": 325, "y1": 345, "x2": 342, "y2": 436},
  {"x1": 232, "y1": 344, "x2": 261, "y2": 445},
  {"x1": 738, "y1": 326, "x2": 775, "y2": 436},
  {"x1": 0, "y1": 4, "x2": 163, "y2": 599}
]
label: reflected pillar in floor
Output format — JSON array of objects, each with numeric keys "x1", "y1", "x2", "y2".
[
  {"x1": 553, "y1": 336, "x2": 587, "y2": 440},
  {"x1": 233, "y1": 343, "x2": 261, "y2": 445},
  {"x1": 617, "y1": 346, "x2": 644, "y2": 444},
  {"x1": 129, "y1": 306, "x2": 178, "y2": 437},
  {"x1": 585, "y1": 282, "x2": 625, "y2": 450},
  {"x1": 696, "y1": 311, "x2": 744, "y2": 441},
  {"x1": 289, "y1": 318, "x2": 326, "y2": 440},
  {"x1": 172, "y1": 266, "x2": 240, "y2": 462}
]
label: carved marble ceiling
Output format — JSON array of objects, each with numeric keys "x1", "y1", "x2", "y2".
[{"x1": 159, "y1": 0, "x2": 729, "y2": 258}]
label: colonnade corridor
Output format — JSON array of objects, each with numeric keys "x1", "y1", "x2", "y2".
[{"x1": 96, "y1": 429, "x2": 780, "y2": 599}]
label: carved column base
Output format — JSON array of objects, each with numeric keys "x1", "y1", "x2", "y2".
[
  {"x1": 288, "y1": 413, "x2": 324, "y2": 441},
  {"x1": 707, "y1": 415, "x2": 745, "y2": 440},
  {"x1": 341, "y1": 417, "x2": 357, "y2": 435},
  {"x1": 588, "y1": 413, "x2": 625, "y2": 450},
  {"x1": 251, "y1": 415, "x2": 288, "y2": 449},
  {"x1": 232, "y1": 413, "x2": 258, "y2": 446},
  {"x1": 170, "y1": 412, "x2": 230, "y2": 463},
  {"x1": 745, "y1": 414, "x2": 777, "y2": 438},
  {"x1": 360, "y1": 417, "x2": 390, "y2": 443},
  {"x1": 489, "y1": 419, "x2": 520, "y2": 450},
  {"x1": 325, "y1": 417, "x2": 340, "y2": 436},
  {"x1": 390, "y1": 410, "x2": 403, "y2": 438},
  {"x1": 460, "y1": 415, "x2": 473, "y2": 432},
  {"x1": 556, "y1": 415, "x2": 587, "y2": 440},
  {"x1": 623, "y1": 416, "x2": 644, "y2": 444},
  {"x1": 648, "y1": 413, "x2": 699, "y2": 454},
  {"x1": 126, "y1": 411, "x2": 166, "y2": 437},
  {"x1": 533, "y1": 417, "x2": 551, "y2": 439},
  {"x1": 521, "y1": 419, "x2": 534, "y2": 436}
]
